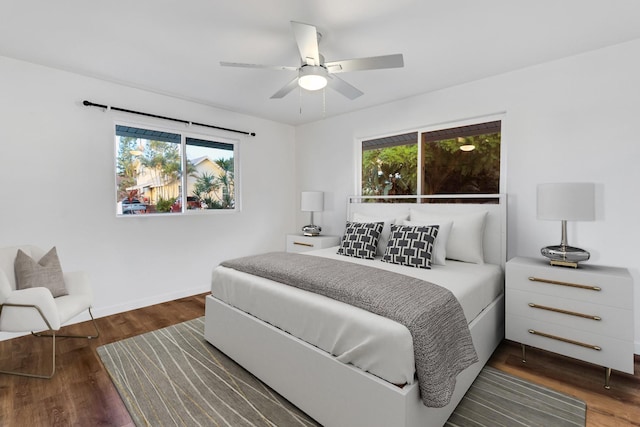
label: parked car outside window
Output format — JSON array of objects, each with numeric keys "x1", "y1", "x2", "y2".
[{"x1": 121, "y1": 198, "x2": 147, "y2": 214}]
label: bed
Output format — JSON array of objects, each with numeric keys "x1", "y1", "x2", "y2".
[{"x1": 204, "y1": 195, "x2": 507, "y2": 427}]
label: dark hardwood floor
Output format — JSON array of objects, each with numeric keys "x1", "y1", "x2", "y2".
[
  {"x1": 488, "y1": 341, "x2": 640, "y2": 427},
  {"x1": 1, "y1": 293, "x2": 638, "y2": 426},
  {"x1": 0, "y1": 294, "x2": 205, "y2": 427}
]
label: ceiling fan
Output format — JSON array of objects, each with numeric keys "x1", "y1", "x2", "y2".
[{"x1": 220, "y1": 21, "x2": 404, "y2": 100}]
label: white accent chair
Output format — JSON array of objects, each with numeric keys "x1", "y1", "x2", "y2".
[{"x1": 0, "y1": 245, "x2": 99, "y2": 378}]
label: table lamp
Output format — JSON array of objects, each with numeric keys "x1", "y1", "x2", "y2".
[
  {"x1": 537, "y1": 183, "x2": 595, "y2": 268},
  {"x1": 301, "y1": 191, "x2": 324, "y2": 236}
]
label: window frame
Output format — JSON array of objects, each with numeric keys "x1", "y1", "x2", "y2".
[
  {"x1": 356, "y1": 114, "x2": 506, "y2": 197},
  {"x1": 114, "y1": 120, "x2": 240, "y2": 217}
]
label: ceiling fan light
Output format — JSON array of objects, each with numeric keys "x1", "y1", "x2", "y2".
[
  {"x1": 299, "y1": 75, "x2": 327, "y2": 90},
  {"x1": 459, "y1": 144, "x2": 476, "y2": 152},
  {"x1": 298, "y1": 66, "x2": 328, "y2": 91}
]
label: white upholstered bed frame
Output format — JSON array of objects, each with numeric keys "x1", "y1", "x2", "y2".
[{"x1": 204, "y1": 194, "x2": 507, "y2": 427}]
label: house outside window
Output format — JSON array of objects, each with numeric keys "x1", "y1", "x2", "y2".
[
  {"x1": 361, "y1": 120, "x2": 501, "y2": 200},
  {"x1": 115, "y1": 124, "x2": 237, "y2": 215}
]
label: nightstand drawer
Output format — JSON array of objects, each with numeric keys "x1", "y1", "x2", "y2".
[
  {"x1": 506, "y1": 315, "x2": 635, "y2": 374},
  {"x1": 506, "y1": 288, "x2": 633, "y2": 341},
  {"x1": 506, "y1": 257, "x2": 632, "y2": 309},
  {"x1": 286, "y1": 235, "x2": 341, "y2": 253}
]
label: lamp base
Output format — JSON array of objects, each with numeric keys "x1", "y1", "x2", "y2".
[
  {"x1": 302, "y1": 224, "x2": 322, "y2": 237},
  {"x1": 541, "y1": 245, "x2": 590, "y2": 268}
]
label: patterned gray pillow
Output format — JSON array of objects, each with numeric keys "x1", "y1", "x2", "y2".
[
  {"x1": 14, "y1": 247, "x2": 68, "y2": 297},
  {"x1": 382, "y1": 224, "x2": 439, "y2": 269},
  {"x1": 337, "y1": 221, "x2": 384, "y2": 260}
]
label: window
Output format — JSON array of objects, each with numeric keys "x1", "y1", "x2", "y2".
[
  {"x1": 115, "y1": 124, "x2": 237, "y2": 215},
  {"x1": 362, "y1": 132, "x2": 418, "y2": 196},
  {"x1": 361, "y1": 120, "x2": 501, "y2": 199}
]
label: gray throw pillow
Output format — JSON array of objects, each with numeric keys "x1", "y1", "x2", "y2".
[
  {"x1": 337, "y1": 221, "x2": 384, "y2": 260},
  {"x1": 14, "y1": 247, "x2": 68, "y2": 297},
  {"x1": 382, "y1": 224, "x2": 439, "y2": 269}
]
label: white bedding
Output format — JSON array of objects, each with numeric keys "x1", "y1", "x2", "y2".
[{"x1": 210, "y1": 247, "x2": 503, "y2": 386}]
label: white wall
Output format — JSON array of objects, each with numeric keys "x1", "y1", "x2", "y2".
[
  {"x1": 0, "y1": 56, "x2": 296, "y2": 340},
  {"x1": 2, "y1": 38, "x2": 639, "y2": 351},
  {"x1": 294, "y1": 39, "x2": 640, "y2": 352}
]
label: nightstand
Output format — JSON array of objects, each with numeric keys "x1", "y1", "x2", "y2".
[
  {"x1": 286, "y1": 234, "x2": 341, "y2": 253},
  {"x1": 505, "y1": 256, "x2": 634, "y2": 389}
]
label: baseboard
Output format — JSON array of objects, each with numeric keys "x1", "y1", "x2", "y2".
[
  {"x1": 91, "y1": 285, "x2": 210, "y2": 320},
  {"x1": 0, "y1": 285, "x2": 210, "y2": 342}
]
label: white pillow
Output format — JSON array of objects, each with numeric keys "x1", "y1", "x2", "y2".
[
  {"x1": 351, "y1": 212, "x2": 409, "y2": 256},
  {"x1": 403, "y1": 219, "x2": 452, "y2": 266},
  {"x1": 409, "y1": 209, "x2": 488, "y2": 264}
]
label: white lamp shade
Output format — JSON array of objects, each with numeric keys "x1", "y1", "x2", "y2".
[
  {"x1": 301, "y1": 191, "x2": 324, "y2": 212},
  {"x1": 537, "y1": 183, "x2": 595, "y2": 221}
]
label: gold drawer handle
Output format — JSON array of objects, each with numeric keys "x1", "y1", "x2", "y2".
[
  {"x1": 528, "y1": 276, "x2": 601, "y2": 291},
  {"x1": 528, "y1": 329, "x2": 601, "y2": 351},
  {"x1": 528, "y1": 303, "x2": 601, "y2": 321},
  {"x1": 293, "y1": 241, "x2": 314, "y2": 247}
]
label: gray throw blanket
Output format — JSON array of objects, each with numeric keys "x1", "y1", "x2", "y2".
[{"x1": 221, "y1": 252, "x2": 479, "y2": 408}]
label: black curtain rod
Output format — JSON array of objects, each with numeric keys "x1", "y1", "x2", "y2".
[{"x1": 82, "y1": 100, "x2": 256, "y2": 137}]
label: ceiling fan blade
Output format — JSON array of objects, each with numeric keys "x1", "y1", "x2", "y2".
[
  {"x1": 325, "y1": 53, "x2": 404, "y2": 73},
  {"x1": 291, "y1": 21, "x2": 320, "y2": 66},
  {"x1": 327, "y1": 75, "x2": 363, "y2": 100},
  {"x1": 270, "y1": 76, "x2": 300, "y2": 99},
  {"x1": 220, "y1": 61, "x2": 298, "y2": 71}
]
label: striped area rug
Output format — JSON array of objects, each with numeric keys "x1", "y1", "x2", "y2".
[
  {"x1": 446, "y1": 367, "x2": 586, "y2": 426},
  {"x1": 97, "y1": 317, "x2": 586, "y2": 427}
]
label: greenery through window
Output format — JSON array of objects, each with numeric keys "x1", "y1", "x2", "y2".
[
  {"x1": 361, "y1": 121, "x2": 501, "y2": 199},
  {"x1": 115, "y1": 125, "x2": 236, "y2": 215},
  {"x1": 362, "y1": 132, "x2": 418, "y2": 196}
]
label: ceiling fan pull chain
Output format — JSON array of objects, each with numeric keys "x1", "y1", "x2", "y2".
[
  {"x1": 299, "y1": 87, "x2": 303, "y2": 114},
  {"x1": 323, "y1": 88, "x2": 326, "y2": 117}
]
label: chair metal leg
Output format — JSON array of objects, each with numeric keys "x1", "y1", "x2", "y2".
[
  {"x1": 1, "y1": 304, "x2": 97, "y2": 379},
  {"x1": 0, "y1": 331, "x2": 56, "y2": 379},
  {"x1": 0, "y1": 332, "x2": 56, "y2": 379},
  {"x1": 32, "y1": 307, "x2": 100, "y2": 339}
]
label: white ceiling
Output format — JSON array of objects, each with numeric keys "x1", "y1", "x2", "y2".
[{"x1": 2, "y1": 1, "x2": 640, "y2": 126}]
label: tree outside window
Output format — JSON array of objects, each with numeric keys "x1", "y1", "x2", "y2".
[{"x1": 361, "y1": 121, "x2": 501, "y2": 200}]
